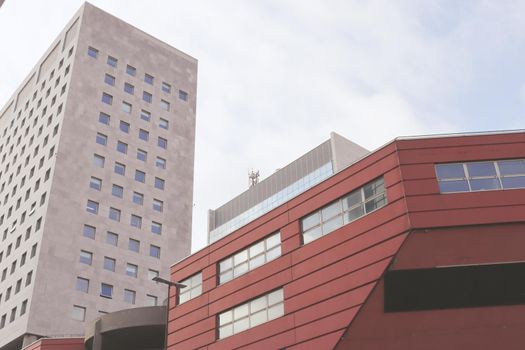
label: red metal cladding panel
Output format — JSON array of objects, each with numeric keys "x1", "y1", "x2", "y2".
[
  {"x1": 395, "y1": 132, "x2": 525, "y2": 150},
  {"x1": 168, "y1": 304, "x2": 209, "y2": 333},
  {"x1": 287, "y1": 330, "x2": 344, "y2": 350},
  {"x1": 405, "y1": 189, "x2": 525, "y2": 213},
  {"x1": 399, "y1": 162, "x2": 437, "y2": 180},
  {"x1": 168, "y1": 316, "x2": 215, "y2": 346},
  {"x1": 286, "y1": 258, "x2": 391, "y2": 314},
  {"x1": 237, "y1": 329, "x2": 296, "y2": 350},
  {"x1": 292, "y1": 283, "x2": 375, "y2": 327},
  {"x1": 208, "y1": 315, "x2": 295, "y2": 350},
  {"x1": 208, "y1": 269, "x2": 292, "y2": 315},
  {"x1": 294, "y1": 306, "x2": 360, "y2": 344},
  {"x1": 391, "y1": 223, "x2": 525, "y2": 270},
  {"x1": 171, "y1": 246, "x2": 211, "y2": 274},
  {"x1": 168, "y1": 329, "x2": 216, "y2": 350},
  {"x1": 288, "y1": 234, "x2": 406, "y2": 298},
  {"x1": 409, "y1": 204, "x2": 525, "y2": 229},
  {"x1": 170, "y1": 292, "x2": 209, "y2": 320}
]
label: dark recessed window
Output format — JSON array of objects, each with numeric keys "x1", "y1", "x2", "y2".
[
  {"x1": 144, "y1": 74, "x2": 154, "y2": 85},
  {"x1": 87, "y1": 47, "x2": 98, "y2": 58},
  {"x1": 126, "y1": 65, "x2": 136, "y2": 76},
  {"x1": 107, "y1": 56, "x2": 118, "y2": 67},
  {"x1": 124, "y1": 83, "x2": 134, "y2": 94},
  {"x1": 384, "y1": 261, "x2": 525, "y2": 312}
]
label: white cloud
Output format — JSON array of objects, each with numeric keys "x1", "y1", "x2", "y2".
[{"x1": 1, "y1": 1, "x2": 523, "y2": 251}]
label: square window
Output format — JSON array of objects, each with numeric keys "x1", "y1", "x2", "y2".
[
  {"x1": 86, "y1": 200, "x2": 99, "y2": 214},
  {"x1": 124, "y1": 289, "x2": 136, "y2": 304},
  {"x1": 101, "y1": 93, "x2": 113, "y2": 105},
  {"x1": 79, "y1": 250, "x2": 93, "y2": 265},
  {"x1": 154, "y1": 177, "x2": 165, "y2": 190},
  {"x1": 159, "y1": 118, "x2": 169, "y2": 130},
  {"x1": 89, "y1": 177, "x2": 102, "y2": 190},
  {"x1": 178, "y1": 90, "x2": 188, "y2": 101},
  {"x1": 150, "y1": 245, "x2": 161, "y2": 259},
  {"x1": 87, "y1": 47, "x2": 98, "y2": 58},
  {"x1": 128, "y1": 239, "x2": 140, "y2": 253},
  {"x1": 160, "y1": 100, "x2": 170, "y2": 111},
  {"x1": 100, "y1": 283, "x2": 113, "y2": 298},
  {"x1": 137, "y1": 149, "x2": 147, "y2": 161},
  {"x1": 124, "y1": 83, "x2": 134, "y2": 94},
  {"x1": 104, "y1": 74, "x2": 115, "y2": 86},
  {"x1": 119, "y1": 121, "x2": 130, "y2": 133},
  {"x1": 109, "y1": 207, "x2": 121, "y2": 222},
  {"x1": 126, "y1": 263, "x2": 138, "y2": 278},
  {"x1": 126, "y1": 65, "x2": 136, "y2": 76},
  {"x1": 122, "y1": 101, "x2": 132, "y2": 113},
  {"x1": 143, "y1": 91, "x2": 152, "y2": 103},
  {"x1": 144, "y1": 74, "x2": 154, "y2": 85},
  {"x1": 76, "y1": 277, "x2": 89, "y2": 293},
  {"x1": 114, "y1": 162, "x2": 125, "y2": 175},
  {"x1": 130, "y1": 214, "x2": 142, "y2": 228},
  {"x1": 103, "y1": 257, "x2": 116, "y2": 272},
  {"x1": 112, "y1": 184, "x2": 123, "y2": 198},
  {"x1": 139, "y1": 129, "x2": 149, "y2": 141},
  {"x1": 151, "y1": 222, "x2": 162, "y2": 235},
  {"x1": 158, "y1": 137, "x2": 167, "y2": 149},
  {"x1": 99, "y1": 112, "x2": 110, "y2": 125},
  {"x1": 140, "y1": 110, "x2": 151, "y2": 122},
  {"x1": 72, "y1": 305, "x2": 86, "y2": 321},
  {"x1": 135, "y1": 170, "x2": 146, "y2": 183},
  {"x1": 94, "y1": 154, "x2": 105, "y2": 168},
  {"x1": 117, "y1": 141, "x2": 128, "y2": 154},
  {"x1": 155, "y1": 157, "x2": 166, "y2": 169},
  {"x1": 132, "y1": 192, "x2": 144, "y2": 205},
  {"x1": 162, "y1": 82, "x2": 171, "y2": 93},
  {"x1": 106, "y1": 232, "x2": 118, "y2": 246},
  {"x1": 83, "y1": 225, "x2": 96, "y2": 239},
  {"x1": 153, "y1": 199, "x2": 163, "y2": 212},
  {"x1": 107, "y1": 56, "x2": 118, "y2": 67}
]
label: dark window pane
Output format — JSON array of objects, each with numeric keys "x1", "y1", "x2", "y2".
[
  {"x1": 467, "y1": 162, "x2": 496, "y2": 177},
  {"x1": 436, "y1": 164, "x2": 465, "y2": 180},
  {"x1": 469, "y1": 178, "x2": 501, "y2": 191},
  {"x1": 498, "y1": 160, "x2": 525, "y2": 176},
  {"x1": 501, "y1": 176, "x2": 525, "y2": 189},
  {"x1": 438, "y1": 180, "x2": 469, "y2": 193}
]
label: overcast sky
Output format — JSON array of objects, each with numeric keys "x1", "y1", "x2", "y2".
[{"x1": 1, "y1": 1, "x2": 524, "y2": 252}]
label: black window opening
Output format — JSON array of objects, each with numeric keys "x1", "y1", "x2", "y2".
[{"x1": 384, "y1": 261, "x2": 525, "y2": 312}]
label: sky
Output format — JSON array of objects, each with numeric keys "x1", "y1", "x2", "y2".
[{"x1": 0, "y1": 0, "x2": 524, "y2": 252}]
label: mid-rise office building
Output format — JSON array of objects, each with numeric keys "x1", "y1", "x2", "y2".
[
  {"x1": 169, "y1": 130, "x2": 525, "y2": 349},
  {"x1": 0, "y1": 3, "x2": 197, "y2": 349}
]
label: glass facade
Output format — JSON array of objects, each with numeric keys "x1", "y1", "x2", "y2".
[
  {"x1": 436, "y1": 159, "x2": 525, "y2": 193},
  {"x1": 210, "y1": 162, "x2": 334, "y2": 243},
  {"x1": 301, "y1": 177, "x2": 387, "y2": 244},
  {"x1": 218, "y1": 232, "x2": 281, "y2": 284},
  {"x1": 218, "y1": 289, "x2": 284, "y2": 339}
]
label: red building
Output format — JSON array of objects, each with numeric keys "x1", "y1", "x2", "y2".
[{"x1": 168, "y1": 130, "x2": 525, "y2": 350}]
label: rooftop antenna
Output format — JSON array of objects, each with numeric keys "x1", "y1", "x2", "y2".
[{"x1": 248, "y1": 169, "x2": 260, "y2": 188}]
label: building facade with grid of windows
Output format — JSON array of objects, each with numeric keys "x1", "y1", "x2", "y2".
[
  {"x1": 0, "y1": 3, "x2": 196, "y2": 349},
  {"x1": 168, "y1": 130, "x2": 525, "y2": 350}
]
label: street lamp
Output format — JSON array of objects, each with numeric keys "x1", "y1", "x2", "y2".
[{"x1": 153, "y1": 276, "x2": 186, "y2": 350}]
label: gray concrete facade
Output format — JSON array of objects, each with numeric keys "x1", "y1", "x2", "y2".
[{"x1": 0, "y1": 3, "x2": 196, "y2": 349}]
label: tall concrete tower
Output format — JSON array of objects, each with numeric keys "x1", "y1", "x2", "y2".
[{"x1": 0, "y1": 3, "x2": 197, "y2": 348}]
